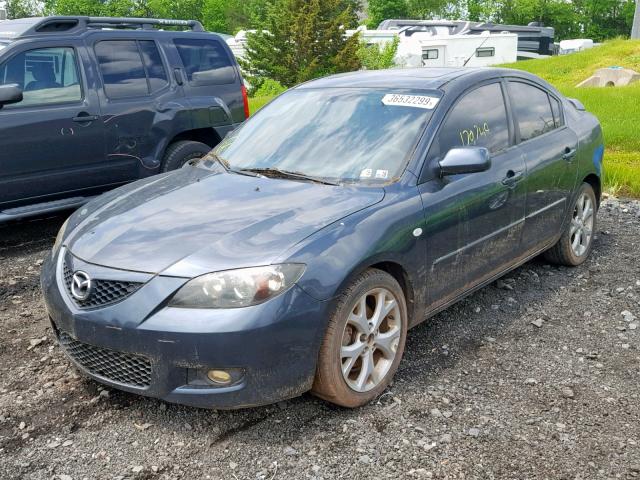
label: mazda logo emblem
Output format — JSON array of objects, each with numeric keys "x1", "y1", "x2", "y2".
[{"x1": 71, "y1": 271, "x2": 92, "y2": 301}]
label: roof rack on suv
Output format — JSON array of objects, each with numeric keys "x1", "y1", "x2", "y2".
[{"x1": 6, "y1": 16, "x2": 204, "y2": 39}]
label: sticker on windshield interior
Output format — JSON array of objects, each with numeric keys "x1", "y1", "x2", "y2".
[
  {"x1": 360, "y1": 168, "x2": 373, "y2": 178},
  {"x1": 375, "y1": 169, "x2": 389, "y2": 179},
  {"x1": 382, "y1": 94, "x2": 440, "y2": 110}
]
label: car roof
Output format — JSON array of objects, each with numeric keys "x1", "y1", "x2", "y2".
[{"x1": 296, "y1": 67, "x2": 555, "y2": 93}]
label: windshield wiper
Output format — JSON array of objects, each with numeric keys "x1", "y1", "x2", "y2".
[
  {"x1": 239, "y1": 168, "x2": 339, "y2": 186},
  {"x1": 202, "y1": 153, "x2": 264, "y2": 178}
]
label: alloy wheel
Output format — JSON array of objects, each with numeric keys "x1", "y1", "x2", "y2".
[
  {"x1": 570, "y1": 192, "x2": 594, "y2": 257},
  {"x1": 340, "y1": 288, "x2": 402, "y2": 392}
]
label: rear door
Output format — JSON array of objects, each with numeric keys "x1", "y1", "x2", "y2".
[
  {"x1": 0, "y1": 41, "x2": 105, "y2": 206},
  {"x1": 507, "y1": 80, "x2": 579, "y2": 254},
  {"x1": 419, "y1": 80, "x2": 527, "y2": 310},
  {"x1": 89, "y1": 34, "x2": 174, "y2": 176},
  {"x1": 171, "y1": 35, "x2": 246, "y2": 126}
]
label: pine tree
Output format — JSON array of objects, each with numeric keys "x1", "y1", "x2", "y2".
[{"x1": 242, "y1": 0, "x2": 362, "y2": 88}]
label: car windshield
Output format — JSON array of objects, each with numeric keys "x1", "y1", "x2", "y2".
[
  {"x1": 0, "y1": 41, "x2": 8, "y2": 52},
  {"x1": 212, "y1": 88, "x2": 439, "y2": 184}
]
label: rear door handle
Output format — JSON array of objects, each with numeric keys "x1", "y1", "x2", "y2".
[
  {"x1": 562, "y1": 147, "x2": 577, "y2": 161},
  {"x1": 72, "y1": 114, "x2": 98, "y2": 123},
  {"x1": 502, "y1": 170, "x2": 524, "y2": 188}
]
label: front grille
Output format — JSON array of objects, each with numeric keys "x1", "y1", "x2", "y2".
[
  {"x1": 62, "y1": 262, "x2": 142, "y2": 309},
  {"x1": 58, "y1": 332, "x2": 152, "y2": 388}
]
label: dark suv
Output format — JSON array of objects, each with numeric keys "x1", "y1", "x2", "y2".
[{"x1": 0, "y1": 16, "x2": 248, "y2": 222}]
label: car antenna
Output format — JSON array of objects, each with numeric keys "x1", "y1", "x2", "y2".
[{"x1": 462, "y1": 33, "x2": 492, "y2": 67}]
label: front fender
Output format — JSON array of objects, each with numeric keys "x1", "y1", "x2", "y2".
[{"x1": 278, "y1": 184, "x2": 428, "y2": 324}]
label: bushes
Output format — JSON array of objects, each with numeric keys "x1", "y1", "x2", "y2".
[
  {"x1": 251, "y1": 78, "x2": 287, "y2": 97},
  {"x1": 357, "y1": 37, "x2": 399, "y2": 70}
]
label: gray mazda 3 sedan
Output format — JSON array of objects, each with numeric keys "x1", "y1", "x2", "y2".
[{"x1": 41, "y1": 67, "x2": 604, "y2": 409}]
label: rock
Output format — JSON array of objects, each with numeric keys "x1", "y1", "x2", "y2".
[
  {"x1": 62, "y1": 440, "x2": 73, "y2": 447},
  {"x1": 497, "y1": 280, "x2": 514, "y2": 290},
  {"x1": 630, "y1": 323, "x2": 638, "y2": 330},
  {"x1": 229, "y1": 462, "x2": 238, "y2": 470},
  {"x1": 467, "y1": 428, "x2": 480, "y2": 438},
  {"x1": 18, "y1": 421, "x2": 26, "y2": 430},
  {"x1": 284, "y1": 446, "x2": 298, "y2": 456},
  {"x1": 525, "y1": 378, "x2": 537, "y2": 385},
  {"x1": 358, "y1": 455, "x2": 372, "y2": 464},
  {"x1": 430, "y1": 408, "x2": 442, "y2": 418},
  {"x1": 131, "y1": 466, "x2": 144, "y2": 473},
  {"x1": 439, "y1": 433, "x2": 452, "y2": 443},
  {"x1": 622, "y1": 310, "x2": 636, "y2": 322},
  {"x1": 47, "y1": 441, "x2": 61, "y2": 449},
  {"x1": 561, "y1": 387, "x2": 575, "y2": 399},
  {"x1": 531, "y1": 319, "x2": 544, "y2": 328},
  {"x1": 57, "y1": 475, "x2": 73, "y2": 480}
]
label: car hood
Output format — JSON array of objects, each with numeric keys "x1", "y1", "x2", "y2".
[{"x1": 66, "y1": 167, "x2": 384, "y2": 276}]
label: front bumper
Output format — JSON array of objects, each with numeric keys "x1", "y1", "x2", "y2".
[{"x1": 41, "y1": 248, "x2": 330, "y2": 409}]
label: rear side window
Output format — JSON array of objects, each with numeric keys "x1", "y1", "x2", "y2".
[
  {"x1": 549, "y1": 95, "x2": 563, "y2": 128},
  {"x1": 429, "y1": 82, "x2": 510, "y2": 161},
  {"x1": 95, "y1": 40, "x2": 168, "y2": 99},
  {"x1": 509, "y1": 82, "x2": 556, "y2": 142},
  {"x1": 173, "y1": 38, "x2": 236, "y2": 85}
]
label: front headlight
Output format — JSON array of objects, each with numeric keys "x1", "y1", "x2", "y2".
[
  {"x1": 169, "y1": 264, "x2": 306, "y2": 309},
  {"x1": 51, "y1": 217, "x2": 70, "y2": 258}
]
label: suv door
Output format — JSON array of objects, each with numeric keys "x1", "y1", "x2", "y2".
[
  {"x1": 418, "y1": 81, "x2": 527, "y2": 311},
  {"x1": 90, "y1": 36, "x2": 174, "y2": 175},
  {"x1": 0, "y1": 42, "x2": 105, "y2": 207},
  {"x1": 507, "y1": 80, "x2": 579, "y2": 254}
]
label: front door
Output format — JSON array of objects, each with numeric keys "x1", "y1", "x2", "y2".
[
  {"x1": 419, "y1": 81, "x2": 527, "y2": 311},
  {"x1": 0, "y1": 42, "x2": 105, "y2": 207},
  {"x1": 506, "y1": 80, "x2": 579, "y2": 254}
]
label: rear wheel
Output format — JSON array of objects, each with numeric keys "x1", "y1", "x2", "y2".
[
  {"x1": 161, "y1": 140, "x2": 211, "y2": 172},
  {"x1": 312, "y1": 269, "x2": 407, "y2": 408},
  {"x1": 544, "y1": 182, "x2": 597, "y2": 266}
]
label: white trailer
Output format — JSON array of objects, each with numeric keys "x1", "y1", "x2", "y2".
[{"x1": 347, "y1": 27, "x2": 518, "y2": 68}]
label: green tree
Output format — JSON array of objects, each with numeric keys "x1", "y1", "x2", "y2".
[
  {"x1": 366, "y1": 0, "x2": 409, "y2": 28},
  {"x1": 6, "y1": 0, "x2": 44, "y2": 18},
  {"x1": 357, "y1": 37, "x2": 399, "y2": 69},
  {"x1": 242, "y1": 0, "x2": 361, "y2": 87}
]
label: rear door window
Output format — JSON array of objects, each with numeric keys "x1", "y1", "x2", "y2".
[
  {"x1": 549, "y1": 95, "x2": 563, "y2": 128},
  {"x1": 0, "y1": 46, "x2": 82, "y2": 107},
  {"x1": 429, "y1": 82, "x2": 510, "y2": 163},
  {"x1": 95, "y1": 40, "x2": 168, "y2": 99},
  {"x1": 509, "y1": 81, "x2": 556, "y2": 142},
  {"x1": 173, "y1": 38, "x2": 236, "y2": 85}
]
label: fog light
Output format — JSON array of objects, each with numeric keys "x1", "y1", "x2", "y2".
[{"x1": 207, "y1": 369, "x2": 232, "y2": 384}]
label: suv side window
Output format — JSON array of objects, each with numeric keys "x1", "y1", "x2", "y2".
[
  {"x1": 428, "y1": 82, "x2": 510, "y2": 165},
  {"x1": 95, "y1": 40, "x2": 168, "y2": 99},
  {"x1": 509, "y1": 81, "x2": 556, "y2": 142},
  {"x1": 173, "y1": 38, "x2": 235, "y2": 85},
  {"x1": 0, "y1": 47, "x2": 82, "y2": 108}
]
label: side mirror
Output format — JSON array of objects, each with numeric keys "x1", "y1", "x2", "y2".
[
  {"x1": 0, "y1": 84, "x2": 23, "y2": 109},
  {"x1": 439, "y1": 147, "x2": 491, "y2": 176}
]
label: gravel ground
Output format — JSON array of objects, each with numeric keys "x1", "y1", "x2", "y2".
[{"x1": 1, "y1": 197, "x2": 639, "y2": 480}]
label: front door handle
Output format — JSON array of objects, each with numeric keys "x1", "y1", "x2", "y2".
[
  {"x1": 562, "y1": 147, "x2": 577, "y2": 161},
  {"x1": 72, "y1": 113, "x2": 98, "y2": 123},
  {"x1": 501, "y1": 170, "x2": 524, "y2": 188}
]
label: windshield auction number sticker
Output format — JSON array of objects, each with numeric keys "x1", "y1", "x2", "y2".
[{"x1": 382, "y1": 94, "x2": 440, "y2": 110}]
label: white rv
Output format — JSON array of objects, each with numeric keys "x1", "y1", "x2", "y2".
[{"x1": 347, "y1": 27, "x2": 518, "y2": 68}]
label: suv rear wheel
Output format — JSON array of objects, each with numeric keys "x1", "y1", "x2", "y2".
[
  {"x1": 161, "y1": 140, "x2": 211, "y2": 172},
  {"x1": 312, "y1": 269, "x2": 408, "y2": 408}
]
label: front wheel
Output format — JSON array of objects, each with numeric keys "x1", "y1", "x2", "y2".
[
  {"x1": 312, "y1": 269, "x2": 408, "y2": 408},
  {"x1": 544, "y1": 182, "x2": 597, "y2": 266}
]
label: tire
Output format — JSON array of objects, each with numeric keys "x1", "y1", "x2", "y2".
[
  {"x1": 543, "y1": 182, "x2": 597, "y2": 266},
  {"x1": 161, "y1": 140, "x2": 211, "y2": 172},
  {"x1": 312, "y1": 269, "x2": 408, "y2": 408}
]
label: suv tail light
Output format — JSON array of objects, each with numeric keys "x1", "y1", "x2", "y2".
[{"x1": 241, "y1": 84, "x2": 250, "y2": 119}]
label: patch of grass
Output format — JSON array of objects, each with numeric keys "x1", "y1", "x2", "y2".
[
  {"x1": 248, "y1": 96, "x2": 274, "y2": 115},
  {"x1": 502, "y1": 39, "x2": 640, "y2": 196}
]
